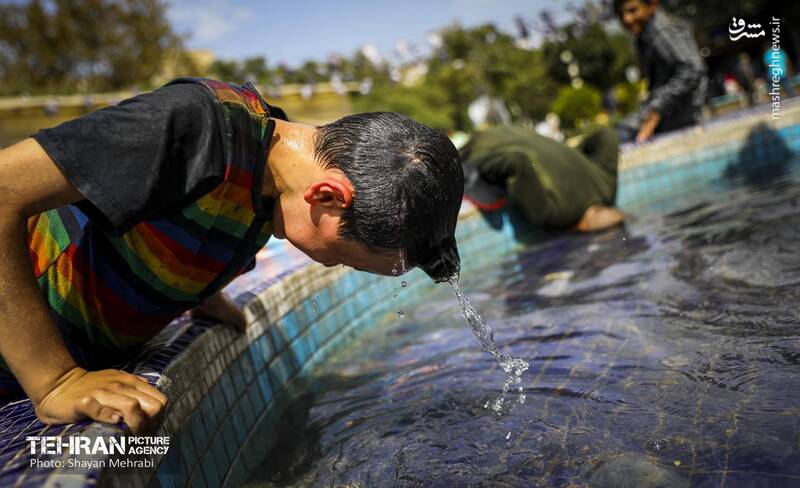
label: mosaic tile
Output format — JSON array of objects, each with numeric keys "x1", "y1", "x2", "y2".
[
  {"x1": 237, "y1": 390, "x2": 257, "y2": 430},
  {"x1": 220, "y1": 418, "x2": 239, "y2": 467},
  {"x1": 189, "y1": 462, "x2": 209, "y2": 488},
  {"x1": 188, "y1": 414, "x2": 208, "y2": 462},
  {"x1": 247, "y1": 386, "x2": 266, "y2": 420},
  {"x1": 210, "y1": 432, "x2": 230, "y2": 476},
  {"x1": 229, "y1": 404, "x2": 247, "y2": 445}
]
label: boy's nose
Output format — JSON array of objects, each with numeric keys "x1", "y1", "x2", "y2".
[
  {"x1": 420, "y1": 240, "x2": 460, "y2": 283},
  {"x1": 622, "y1": 15, "x2": 635, "y2": 29}
]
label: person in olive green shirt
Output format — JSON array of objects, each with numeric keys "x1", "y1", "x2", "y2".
[{"x1": 461, "y1": 126, "x2": 624, "y2": 231}]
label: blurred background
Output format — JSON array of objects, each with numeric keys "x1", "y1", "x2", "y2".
[{"x1": 1, "y1": 0, "x2": 798, "y2": 147}]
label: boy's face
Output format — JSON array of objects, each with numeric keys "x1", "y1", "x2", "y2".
[
  {"x1": 271, "y1": 171, "x2": 407, "y2": 276},
  {"x1": 618, "y1": 0, "x2": 657, "y2": 35}
]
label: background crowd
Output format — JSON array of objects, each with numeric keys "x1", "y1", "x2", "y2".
[{"x1": 1, "y1": 0, "x2": 798, "y2": 139}]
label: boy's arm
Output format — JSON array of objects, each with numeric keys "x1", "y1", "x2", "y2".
[
  {"x1": 641, "y1": 20, "x2": 706, "y2": 128},
  {"x1": 0, "y1": 138, "x2": 166, "y2": 433}
]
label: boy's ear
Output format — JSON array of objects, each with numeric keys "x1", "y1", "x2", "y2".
[{"x1": 303, "y1": 178, "x2": 353, "y2": 209}]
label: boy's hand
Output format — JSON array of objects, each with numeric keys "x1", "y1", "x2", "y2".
[
  {"x1": 33, "y1": 367, "x2": 167, "y2": 434},
  {"x1": 190, "y1": 291, "x2": 247, "y2": 332},
  {"x1": 636, "y1": 111, "x2": 661, "y2": 143}
]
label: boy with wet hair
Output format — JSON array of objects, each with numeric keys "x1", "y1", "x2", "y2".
[
  {"x1": 0, "y1": 78, "x2": 463, "y2": 432},
  {"x1": 461, "y1": 126, "x2": 624, "y2": 231},
  {"x1": 615, "y1": 0, "x2": 707, "y2": 142}
]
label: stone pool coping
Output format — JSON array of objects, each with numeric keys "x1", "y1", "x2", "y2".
[{"x1": 1, "y1": 100, "x2": 799, "y2": 487}]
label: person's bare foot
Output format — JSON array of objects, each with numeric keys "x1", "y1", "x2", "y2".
[{"x1": 574, "y1": 205, "x2": 625, "y2": 232}]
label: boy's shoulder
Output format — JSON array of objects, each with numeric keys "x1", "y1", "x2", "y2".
[
  {"x1": 650, "y1": 9, "x2": 693, "y2": 37},
  {"x1": 164, "y1": 77, "x2": 289, "y2": 122}
]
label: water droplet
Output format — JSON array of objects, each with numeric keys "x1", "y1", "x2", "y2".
[
  {"x1": 506, "y1": 431, "x2": 511, "y2": 440},
  {"x1": 391, "y1": 268, "x2": 398, "y2": 276},
  {"x1": 492, "y1": 397, "x2": 504, "y2": 413},
  {"x1": 396, "y1": 311, "x2": 405, "y2": 319},
  {"x1": 401, "y1": 281, "x2": 407, "y2": 288},
  {"x1": 645, "y1": 439, "x2": 668, "y2": 453}
]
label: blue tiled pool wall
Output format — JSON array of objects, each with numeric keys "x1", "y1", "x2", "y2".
[
  {"x1": 617, "y1": 122, "x2": 800, "y2": 213},
  {"x1": 145, "y1": 207, "x2": 520, "y2": 488}
]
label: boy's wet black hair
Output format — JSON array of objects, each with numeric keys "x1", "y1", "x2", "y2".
[
  {"x1": 314, "y1": 112, "x2": 464, "y2": 281},
  {"x1": 612, "y1": 0, "x2": 655, "y2": 14}
]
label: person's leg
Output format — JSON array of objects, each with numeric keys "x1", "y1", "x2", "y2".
[
  {"x1": 571, "y1": 127, "x2": 625, "y2": 231},
  {"x1": 577, "y1": 127, "x2": 620, "y2": 175},
  {"x1": 577, "y1": 127, "x2": 620, "y2": 203}
]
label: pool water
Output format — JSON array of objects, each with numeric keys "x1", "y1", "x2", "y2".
[{"x1": 247, "y1": 167, "x2": 800, "y2": 487}]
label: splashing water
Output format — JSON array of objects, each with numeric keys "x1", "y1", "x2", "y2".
[
  {"x1": 448, "y1": 273, "x2": 529, "y2": 414},
  {"x1": 399, "y1": 250, "x2": 407, "y2": 274}
]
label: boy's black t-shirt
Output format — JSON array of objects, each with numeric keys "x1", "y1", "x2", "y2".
[
  {"x1": 17, "y1": 80, "x2": 287, "y2": 370},
  {"x1": 33, "y1": 83, "x2": 238, "y2": 234}
]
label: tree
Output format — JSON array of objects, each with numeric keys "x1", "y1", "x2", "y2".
[
  {"x1": 352, "y1": 84, "x2": 453, "y2": 130},
  {"x1": 208, "y1": 60, "x2": 241, "y2": 82},
  {"x1": 503, "y1": 48, "x2": 561, "y2": 123},
  {"x1": 550, "y1": 85, "x2": 603, "y2": 128},
  {"x1": 541, "y1": 21, "x2": 634, "y2": 92},
  {"x1": 242, "y1": 56, "x2": 269, "y2": 83},
  {"x1": 0, "y1": 0, "x2": 187, "y2": 95},
  {"x1": 423, "y1": 23, "x2": 559, "y2": 130}
]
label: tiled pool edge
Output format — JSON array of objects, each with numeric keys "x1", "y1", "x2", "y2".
[
  {"x1": 617, "y1": 101, "x2": 800, "y2": 212},
  {"x1": 0, "y1": 101, "x2": 798, "y2": 487}
]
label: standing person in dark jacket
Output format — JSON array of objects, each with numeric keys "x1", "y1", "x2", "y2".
[{"x1": 615, "y1": 0, "x2": 707, "y2": 143}]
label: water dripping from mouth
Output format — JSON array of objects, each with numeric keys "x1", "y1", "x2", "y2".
[{"x1": 447, "y1": 273, "x2": 529, "y2": 414}]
